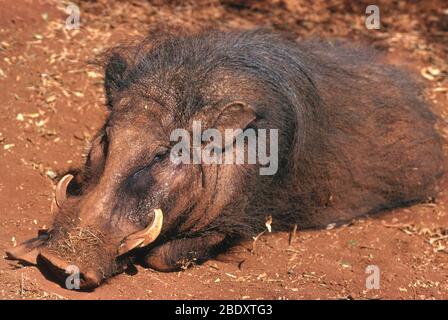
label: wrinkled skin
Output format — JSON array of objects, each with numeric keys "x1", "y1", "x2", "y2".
[{"x1": 7, "y1": 29, "x2": 444, "y2": 289}]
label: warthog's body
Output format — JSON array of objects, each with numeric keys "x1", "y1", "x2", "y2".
[{"x1": 8, "y1": 29, "x2": 443, "y2": 289}]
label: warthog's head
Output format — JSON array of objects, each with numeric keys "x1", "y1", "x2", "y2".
[{"x1": 6, "y1": 31, "x2": 277, "y2": 290}]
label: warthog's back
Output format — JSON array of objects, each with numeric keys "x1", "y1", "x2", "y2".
[{"x1": 253, "y1": 37, "x2": 444, "y2": 228}]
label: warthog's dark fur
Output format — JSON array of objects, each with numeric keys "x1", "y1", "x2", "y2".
[{"x1": 43, "y1": 29, "x2": 444, "y2": 286}]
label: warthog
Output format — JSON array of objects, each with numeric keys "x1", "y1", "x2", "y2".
[{"x1": 7, "y1": 29, "x2": 443, "y2": 289}]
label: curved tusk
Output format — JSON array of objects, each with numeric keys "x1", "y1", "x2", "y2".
[
  {"x1": 118, "y1": 208, "x2": 163, "y2": 256},
  {"x1": 139, "y1": 208, "x2": 164, "y2": 247},
  {"x1": 55, "y1": 174, "x2": 74, "y2": 208}
]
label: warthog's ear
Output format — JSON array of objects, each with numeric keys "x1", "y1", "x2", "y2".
[
  {"x1": 205, "y1": 101, "x2": 257, "y2": 150},
  {"x1": 104, "y1": 53, "x2": 128, "y2": 108},
  {"x1": 213, "y1": 101, "x2": 256, "y2": 134}
]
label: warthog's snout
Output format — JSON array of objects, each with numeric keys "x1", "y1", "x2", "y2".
[
  {"x1": 7, "y1": 173, "x2": 165, "y2": 289},
  {"x1": 37, "y1": 249, "x2": 102, "y2": 290}
]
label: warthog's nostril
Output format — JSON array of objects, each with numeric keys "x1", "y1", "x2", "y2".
[
  {"x1": 37, "y1": 250, "x2": 101, "y2": 290},
  {"x1": 80, "y1": 269, "x2": 101, "y2": 290}
]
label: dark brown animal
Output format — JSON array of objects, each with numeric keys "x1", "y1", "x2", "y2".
[{"x1": 7, "y1": 29, "x2": 443, "y2": 290}]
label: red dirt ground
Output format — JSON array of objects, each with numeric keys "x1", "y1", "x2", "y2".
[{"x1": 0, "y1": 0, "x2": 447, "y2": 299}]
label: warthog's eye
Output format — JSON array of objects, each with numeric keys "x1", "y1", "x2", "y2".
[
  {"x1": 126, "y1": 148, "x2": 169, "y2": 194},
  {"x1": 151, "y1": 149, "x2": 169, "y2": 163},
  {"x1": 84, "y1": 130, "x2": 109, "y2": 182}
]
